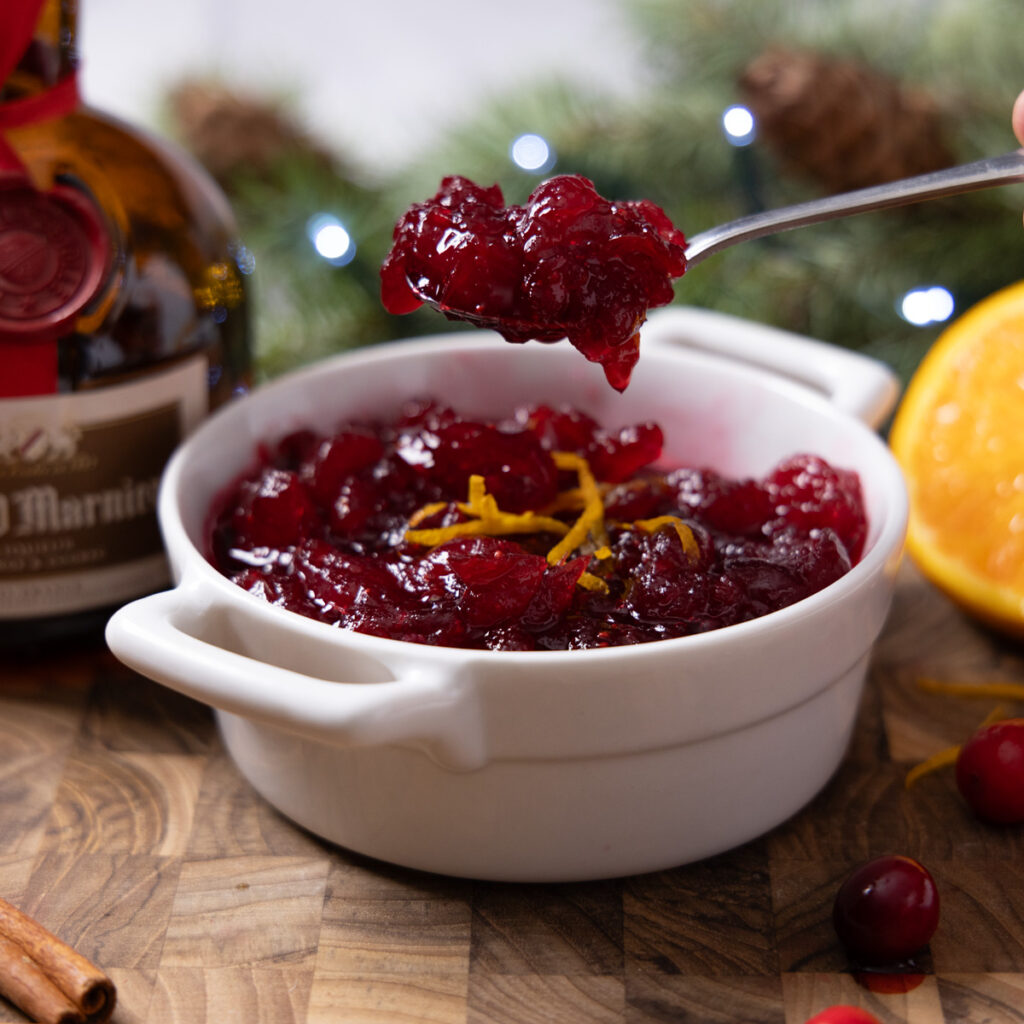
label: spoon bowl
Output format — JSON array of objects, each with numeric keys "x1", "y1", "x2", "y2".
[{"x1": 408, "y1": 150, "x2": 1024, "y2": 325}]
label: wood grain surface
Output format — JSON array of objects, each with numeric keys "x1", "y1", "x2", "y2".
[{"x1": 2, "y1": 562, "x2": 1024, "y2": 1024}]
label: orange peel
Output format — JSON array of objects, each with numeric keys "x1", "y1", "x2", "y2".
[{"x1": 890, "y1": 280, "x2": 1024, "y2": 637}]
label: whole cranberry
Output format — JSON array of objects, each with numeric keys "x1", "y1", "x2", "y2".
[
  {"x1": 804, "y1": 1008, "x2": 882, "y2": 1024},
  {"x1": 230, "y1": 468, "x2": 318, "y2": 549},
  {"x1": 832, "y1": 855, "x2": 939, "y2": 964},
  {"x1": 955, "y1": 718, "x2": 1024, "y2": 824}
]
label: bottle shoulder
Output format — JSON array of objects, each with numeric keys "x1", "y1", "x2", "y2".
[{"x1": 10, "y1": 105, "x2": 240, "y2": 249}]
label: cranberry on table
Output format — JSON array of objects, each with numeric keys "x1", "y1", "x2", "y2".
[
  {"x1": 955, "y1": 718, "x2": 1024, "y2": 824},
  {"x1": 380, "y1": 174, "x2": 687, "y2": 391},
  {"x1": 832, "y1": 855, "x2": 940, "y2": 965},
  {"x1": 804, "y1": 1007, "x2": 882, "y2": 1024}
]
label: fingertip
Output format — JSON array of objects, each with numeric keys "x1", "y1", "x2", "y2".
[{"x1": 1012, "y1": 90, "x2": 1024, "y2": 146}]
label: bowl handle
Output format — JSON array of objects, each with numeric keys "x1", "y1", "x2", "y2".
[
  {"x1": 642, "y1": 307, "x2": 900, "y2": 428},
  {"x1": 105, "y1": 586, "x2": 488, "y2": 771}
]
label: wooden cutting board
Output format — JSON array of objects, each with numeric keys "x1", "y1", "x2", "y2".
[{"x1": 1, "y1": 562, "x2": 1023, "y2": 1024}]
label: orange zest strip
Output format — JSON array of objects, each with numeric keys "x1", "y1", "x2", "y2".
[
  {"x1": 916, "y1": 677, "x2": 1024, "y2": 702},
  {"x1": 403, "y1": 453, "x2": 710, "y2": 606},
  {"x1": 404, "y1": 474, "x2": 570, "y2": 547},
  {"x1": 979, "y1": 705, "x2": 1009, "y2": 726},
  {"x1": 577, "y1": 573, "x2": 609, "y2": 593},
  {"x1": 406, "y1": 501, "x2": 450, "y2": 528},
  {"x1": 403, "y1": 454, "x2": 709, "y2": 601},
  {"x1": 543, "y1": 488, "x2": 589, "y2": 515},
  {"x1": 544, "y1": 452, "x2": 609, "y2": 565},
  {"x1": 634, "y1": 515, "x2": 701, "y2": 561},
  {"x1": 905, "y1": 745, "x2": 961, "y2": 789},
  {"x1": 404, "y1": 456, "x2": 615, "y2": 594},
  {"x1": 578, "y1": 541, "x2": 614, "y2": 594},
  {"x1": 904, "y1": 705, "x2": 1008, "y2": 789}
]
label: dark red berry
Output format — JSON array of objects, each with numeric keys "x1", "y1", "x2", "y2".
[
  {"x1": 832, "y1": 855, "x2": 940, "y2": 965},
  {"x1": 272, "y1": 429, "x2": 322, "y2": 469},
  {"x1": 306, "y1": 429, "x2": 384, "y2": 506},
  {"x1": 767, "y1": 454, "x2": 867, "y2": 562},
  {"x1": 699, "y1": 477, "x2": 774, "y2": 536},
  {"x1": 624, "y1": 527, "x2": 709, "y2": 624},
  {"x1": 328, "y1": 478, "x2": 377, "y2": 534},
  {"x1": 536, "y1": 405, "x2": 601, "y2": 452},
  {"x1": 415, "y1": 536, "x2": 549, "y2": 631},
  {"x1": 520, "y1": 557, "x2": 588, "y2": 632},
  {"x1": 955, "y1": 718, "x2": 1024, "y2": 824},
  {"x1": 229, "y1": 468, "x2": 318, "y2": 549},
  {"x1": 588, "y1": 422, "x2": 664, "y2": 483},
  {"x1": 603, "y1": 476, "x2": 672, "y2": 520},
  {"x1": 431, "y1": 421, "x2": 558, "y2": 512},
  {"x1": 525, "y1": 406, "x2": 663, "y2": 483}
]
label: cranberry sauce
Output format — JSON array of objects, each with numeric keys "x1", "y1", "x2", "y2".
[
  {"x1": 380, "y1": 176, "x2": 687, "y2": 391},
  {"x1": 207, "y1": 401, "x2": 867, "y2": 652}
]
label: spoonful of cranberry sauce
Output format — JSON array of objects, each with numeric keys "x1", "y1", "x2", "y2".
[
  {"x1": 381, "y1": 151, "x2": 1024, "y2": 392},
  {"x1": 380, "y1": 174, "x2": 685, "y2": 392}
]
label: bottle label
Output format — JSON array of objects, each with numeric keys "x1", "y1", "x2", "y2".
[{"x1": 0, "y1": 355, "x2": 208, "y2": 618}]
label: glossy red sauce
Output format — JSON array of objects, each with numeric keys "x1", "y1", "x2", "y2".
[
  {"x1": 207, "y1": 401, "x2": 867, "y2": 651},
  {"x1": 380, "y1": 175, "x2": 687, "y2": 391}
]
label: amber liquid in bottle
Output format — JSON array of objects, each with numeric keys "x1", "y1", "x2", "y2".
[{"x1": 0, "y1": 0, "x2": 252, "y2": 650}]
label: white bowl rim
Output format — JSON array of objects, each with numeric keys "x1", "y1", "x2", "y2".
[{"x1": 157, "y1": 323, "x2": 909, "y2": 666}]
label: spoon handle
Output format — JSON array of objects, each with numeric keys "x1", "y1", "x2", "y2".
[{"x1": 684, "y1": 149, "x2": 1024, "y2": 268}]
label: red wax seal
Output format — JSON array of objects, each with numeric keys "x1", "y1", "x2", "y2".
[{"x1": 0, "y1": 175, "x2": 111, "y2": 342}]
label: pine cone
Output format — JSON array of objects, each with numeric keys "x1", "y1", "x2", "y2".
[
  {"x1": 168, "y1": 81, "x2": 337, "y2": 188},
  {"x1": 738, "y1": 47, "x2": 953, "y2": 193}
]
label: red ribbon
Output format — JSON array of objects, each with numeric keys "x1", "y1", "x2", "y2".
[
  {"x1": 0, "y1": 0, "x2": 81, "y2": 173},
  {"x1": 1, "y1": 335, "x2": 59, "y2": 396},
  {"x1": 0, "y1": 0, "x2": 46, "y2": 81},
  {"x1": 0, "y1": 0, "x2": 84, "y2": 395}
]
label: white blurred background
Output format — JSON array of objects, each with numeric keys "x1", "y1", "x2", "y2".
[{"x1": 79, "y1": 0, "x2": 651, "y2": 174}]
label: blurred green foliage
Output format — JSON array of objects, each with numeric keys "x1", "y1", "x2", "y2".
[{"x1": 175, "y1": 0, "x2": 1024, "y2": 385}]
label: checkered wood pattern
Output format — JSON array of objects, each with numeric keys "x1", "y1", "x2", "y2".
[{"x1": 1, "y1": 563, "x2": 1023, "y2": 1024}]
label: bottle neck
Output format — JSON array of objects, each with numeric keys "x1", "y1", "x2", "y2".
[{"x1": 1, "y1": 0, "x2": 78, "y2": 98}]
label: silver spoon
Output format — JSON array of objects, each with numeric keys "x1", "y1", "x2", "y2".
[{"x1": 684, "y1": 148, "x2": 1024, "y2": 267}]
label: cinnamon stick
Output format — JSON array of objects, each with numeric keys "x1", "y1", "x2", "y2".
[
  {"x1": 0, "y1": 898, "x2": 115, "y2": 1024},
  {"x1": 0, "y1": 932, "x2": 81, "y2": 1024}
]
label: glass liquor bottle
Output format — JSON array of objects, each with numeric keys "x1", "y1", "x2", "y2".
[{"x1": 0, "y1": 0, "x2": 252, "y2": 649}]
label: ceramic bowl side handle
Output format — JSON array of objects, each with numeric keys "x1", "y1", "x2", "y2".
[
  {"x1": 104, "y1": 588, "x2": 488, "y2": 771},
  {"x1": 642, "y1": 308, "x2": 901, "y2": 428}
]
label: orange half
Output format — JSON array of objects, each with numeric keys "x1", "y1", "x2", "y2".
[{"x1": 890, "y1": 280, "x2": 1024, "y2": 637}]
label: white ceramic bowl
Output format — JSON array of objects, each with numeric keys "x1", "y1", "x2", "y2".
[{"x1": 106, "y1": 308, "x2": 907, "y2": 882}]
